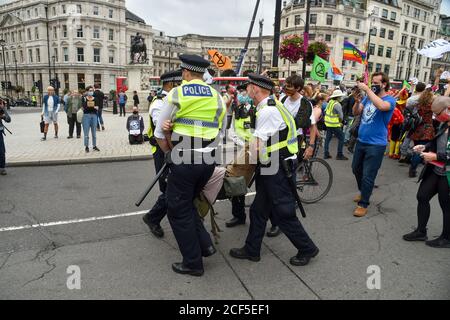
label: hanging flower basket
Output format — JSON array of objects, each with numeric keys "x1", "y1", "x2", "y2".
[
  {"x1": 279, "y1": 35, "x2": 304, "y2": 64},
  {"x1": 305, "y1": 41, "x2": 331, "y2": 64}
]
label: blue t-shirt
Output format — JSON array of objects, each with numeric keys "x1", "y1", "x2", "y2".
[{"x1": 358, "y1": 95, "x2": 396, "y2": 146}]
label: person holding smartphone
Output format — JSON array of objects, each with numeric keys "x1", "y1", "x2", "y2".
[
  {"x1": 82, "y1": 86, "x2": 100, "y2": 153},
  {"x1": 403, "y1": 96, "x2": 450, "y2": 248}
]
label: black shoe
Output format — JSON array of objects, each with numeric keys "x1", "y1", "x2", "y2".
[
  {"x1": 67, "y1": 136, "x2": 73, "y2": 139},
  {"x1": 229, "y1": 247, "x2": 260, "y2": 262},
  {"x1": 425, "y1": 237, "x2": 450, "y2": 248},
  {"x1": 171, "y1": 263, "x2": 204, "y2": 277},
  {"x1": 398, "y1": 157, "x2": 408, "y2": 164},
  {"x1": 0, "y1": 170, "x2": 7, "y2": 176},
  {"x1": 85, "y1": 147, "x2": 89, "y2": 153},
  {"x1": 336, "y1": 155, "x2": 349, "y2": 161},
  {"x1": 324, "y1": 154, "x2": 332, "y2": 160},
  {"x1": 266, "y1": 226, "x2": 282, "y2": 238},
  {"x1": 403, "y1": 229, "x2": 428, "y2": 242},
  {"x1": 41, "y1": 137, "x2": 46, "y2": 141},
  {"x1": 226, "y1": 218, "x2": 246, "y2": 228},
  {"x1": 77, "y1": 136, "x2": 81, "y2": 139},
  {"x1": 142, "y1": 215, "x2": 164, "y2": 238},
  {"x1": 290, "y1": 248, "x2": 319, "y2": 266},
  {"x1": 409, "y1": 169, "x2": 417, "y2": 178},
  {"x1": 93, "y1": 146, "x2": 100, "y2": 152},
  {"x1": 202, "y1": 246, "x2": 217, "y2": 258}
]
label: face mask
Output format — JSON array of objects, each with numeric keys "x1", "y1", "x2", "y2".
[
  {"x1": 371, "y1": 85, "x2": 382, "y2": 95},
  {"x1": 436, "y1": 110, "x2": 450, "y2": 123},
  {"x1": 88, "y1": 92, "x2": 94, "y2": 96}
]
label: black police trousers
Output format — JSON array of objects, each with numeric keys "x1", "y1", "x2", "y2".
[
  {"x1": 166, "y1": 162, "x2": 215, "y2": 270},
  {"x1": 232, "y1": 195, "x2": 278, "y2": 228},
  {"x1": 145, "y1": 147, "x2": 167, "y2": 226},
  {"x1": 244, "y1": 162, "x2": 318, "y2": 257}
]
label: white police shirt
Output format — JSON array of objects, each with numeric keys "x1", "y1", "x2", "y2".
[
  {"x1": 253, "y1": 96, "x2": 297, "y2": 160},
  {"x1": 149, "y1": 90, "x2": 168, "y2": 127}
]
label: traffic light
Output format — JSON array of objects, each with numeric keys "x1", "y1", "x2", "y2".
[
  {"x1": 6, "y1": 81, "x2": 11, "y2": 90},
  {"x1": 35, "y1": 80, "x2": 43, "y2": 92},
  {"x1": 1, "y1": 81, "x2": 5, "y2": 89}
]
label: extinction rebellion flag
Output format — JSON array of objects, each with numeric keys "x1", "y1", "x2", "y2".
[{"x1": 311, "y1": 55, "x2": 331, "y2": 83}]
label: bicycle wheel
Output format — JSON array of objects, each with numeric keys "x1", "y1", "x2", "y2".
[{"x1": 296, "y1": 157, "x2": 333, "y2": 204}]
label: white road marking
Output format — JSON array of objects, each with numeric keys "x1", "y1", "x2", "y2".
[{"x1": 0, "y1": 192, "x2": 257, "y2": 233}]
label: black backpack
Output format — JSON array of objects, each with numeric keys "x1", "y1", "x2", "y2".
[{"x1": 282, "y1": 96, "x2": 312, "y2": 129}]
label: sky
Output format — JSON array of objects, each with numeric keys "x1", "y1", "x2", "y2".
[{"x1": 127, "y1": 0, "x2": 277, "y2": 37}]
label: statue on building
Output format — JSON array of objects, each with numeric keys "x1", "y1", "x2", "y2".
[{"x1": 130, "y1": 33, "x2": 148, "y2": 64}]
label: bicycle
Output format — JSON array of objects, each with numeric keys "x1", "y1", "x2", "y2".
[{"x1": 296, "y1": 136, "x2": 333, "y2": 204}]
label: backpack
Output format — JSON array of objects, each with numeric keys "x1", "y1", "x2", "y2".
[{"x1": 282, "y1": 96, "x2": 312, "y2": 129}]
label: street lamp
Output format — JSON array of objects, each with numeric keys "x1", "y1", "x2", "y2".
[
  {"x1": 14, "y1": 58, "x2": 18, "y2": 97},
  {"x1": 407, "y1": 42, "x2": 415, "y2": 81},
  {"x1": 0, "y1": 39, "x2": 7, "y2": 95}
]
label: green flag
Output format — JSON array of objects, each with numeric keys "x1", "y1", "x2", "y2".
[
  {"x1": 311, "y1": 55, "x2": 331, "y2": 83},
  {"x1": 403, "y1": 80, "x2": 411, "y2": 90}
]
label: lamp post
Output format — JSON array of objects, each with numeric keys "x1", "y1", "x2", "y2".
[
  {"x1": 407, "y1": 42, "x2": 415, "y2": 81},
  {"x1": 0, "y1": 39, "x2": 7, "y2": 95},
  {"x1": 14, "y1": 58, "x2": 18, "y2": 97},
  {"x1": 302, "y1": 0, "x2": 311, "y2": 80}
]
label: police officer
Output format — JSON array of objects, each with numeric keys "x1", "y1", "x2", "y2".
[
  {"x1": 229, "y1": 73, "x2": 319, "y2": 267},
  {"x1": 154, "y1": 54, "x2": 227, "y2": 276},
  {"x1": 142, "y1": 70, "x2": 182, "y2": 238}
]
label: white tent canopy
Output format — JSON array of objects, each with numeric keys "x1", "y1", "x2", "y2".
[{"x1": 417, "y1": 39, "x2": 450, "y2": 59}]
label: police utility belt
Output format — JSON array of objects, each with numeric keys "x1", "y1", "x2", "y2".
[{"x1": 234, "y1": 104, "x2": 257, "y2": 130}]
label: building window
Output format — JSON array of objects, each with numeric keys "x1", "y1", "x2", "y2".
[
  {"x1": 390, "y1": 12, "x2": 396, "y2": 21},
  {"x1": 77, "y1": 26, "x2": 83, "y2": 38},
  {"x1": 54, "y1": 48, "x2": 58, "y2": 62},
  {"x1": 326, "y1": 15, "x2": 333, "y2": 26},
  {"x1": 356, "y1": 20, "x2": 361, "y2": 29},
  {"x1": 109, "y1": 50, "x2": 115, "y2": 64},
  {"x1": 27, "y1": 29, "x2": 31, "y2": 41},
  {"x1": 414, "y1": 8, "x2": 420, "y2": 19},
  {"x1": 401, "y1": 35, "x2": 407, "y2": 46},
  {"x1": 404, "y1": 21, "x2": 408, "y2": 32},
  {"x1": 376, "y1": 63, "x2": 382, "y2": 72},
  {"x1": 93, "y1": 26, "x2": 100, "y2": 39},
  {"x1": 93, "y1": 6, "x2": 99, "y2": 15},
  {"x1": 346, "y1": 18, "x2": 350, "y2": 27},
  {"x1": 109, "y1": 9, "x2": 113, "y2": 18},
  {"x1": 19, "y1": 50, "x2": 23, "y2": 63},
  {"x1": 62, "y1": 5, "x2": 66, "y2": 14},
  {"x1": 424, "y1": 72, "x2": 428, "y2": 82},
  {"x1": 64, "y1": 73, "x2": 69, "y2": 89},
  {"x1": 109, "y1": 74, "x2": 116, "y2": 90},
  {"x1": 285, "y1": 18, "x2": 289, "y2": 28},
  {"x1": 325, "y1": 34, "x2": 331, "y2": 42},
  {"x1": 369, "y1": 44, "x2": 375, "y2": 55},
  {"x1": 412, "y1": 24, "x2": 418, "y2": 34},
  {"x1": 52, "y1": 6, "x2": 56, "y2": 16},
  {"x1": 18, "y1": 31, "x2": 22, "y2": 42},
  {"x1": 430, "y1": 30, "x2": 435, "y2": 39},
  {"x1": 62, "y1": 25, "x2": 67, "y2": 38},
  {"x1": 405, "y1": 5, "x2": 410, "y2": 16},
  {"x1": 386, "y1": 47, "x2": 392, "y2": 58},
  {"x1": 77, "y1": 48, "x2": 84, "y2": 62},
  {"x1": 384, "y1": 65, "x2": 390, "y2": 75},
  {"x1": 77, "y1": 73, "x2": 85, "y2": 90},
  {"x1": 63, "y1": 47, "x2": 69, "y2": 62},
  {"x1": 418, "y1": 39, "x2": 424, "y2": 49},
  {"x1": 35, "y1": 27, "x2": 39, "y2": 39},
  {"x1": 94, "y1": 74, "x2": 102, "y2": 88},
  {"x1": 28, "y1": 49, "x2": 33, "y2": 63},
  {"x1": 382, "y1": 9, "x2": 388, "y2": 19},
  {"x1": 295, "y1": 15, "x2": 302, "y2": 26},
  {"x1": 388, "y1": 30, "x2": 394, "y2": 40},
  {"x1": 309, "y1": 34, "x2": 316, "y2": 41},
  {"x1": 310, "y1": 14, "x2": 317, "y2": 24},
  {"x1": 370, "y1": 27, "x2": 377, "y2": 36},
  {"x1": 53, "y1": 26, "x2": 58, "y2": 39},
  {"x1": 378, "y1": 45, "x2": 384, "y2": 57},
  {"x1": 35, "y1": 8, "x2": 38, "y2": 17},
  {"x1": 36, "y1": 48, "x2": 40, "y2": 62},
  {"x1": 77, "y1": 5, "x2": 82, "y2": 14},
  {"x1": 354, "y1": 38, "x2": 359, "y2": 46},
  {"x1": 380, "y1": 28, "x2": 385, "y2": 38},
  {"x1": 93, "y1": 48, "x2": 101, "y2": 63},
  {"x1": 108, "y1": 29, "x2": 114, "y2": 41}
]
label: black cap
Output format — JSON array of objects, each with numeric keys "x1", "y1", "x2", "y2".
[
  {"x1": 247, "y1": 73, "x2": 275, "y2": 91},
  {"x1": 160, "y1": 70, "x2": 183, "y2": 83},
  {"x1": 179, "y1": 54, "x2": 210, "y2": 73}
]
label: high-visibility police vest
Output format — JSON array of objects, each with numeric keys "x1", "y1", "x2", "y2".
[
  {"x1": 169, "y1": 79, "x2": 225, "y2": 140},
  {"x1": 234, "y1": 116, "x2": 253, "y2": 142},
  {"x1": 258, "y1": 99, "x2": 299, "y2": 162},
  {"x1": 324, "y1": 99, "x2": 341, "y2": 128},
  {"x1": 147, "y1": 95, "x2": 165, "y2": 154}
]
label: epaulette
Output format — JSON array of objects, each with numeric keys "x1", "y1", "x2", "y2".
[{"x1": 267, "y1": 98, "x2": 276, "y2": 106}]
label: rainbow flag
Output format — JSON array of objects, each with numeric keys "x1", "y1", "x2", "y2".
[{"x1": 343, "y1": 41, "x2": 366, "y2": 64}]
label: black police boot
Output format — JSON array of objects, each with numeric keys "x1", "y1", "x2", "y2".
[
  {"x1": 324, "y1": 154, "x2": 332, "y2": 160},
  {"x1": 425, "y1": 237, "x2": 450, "y2": 248},
  {"x1": 171, "y1": 263, "x2": 204, "y2": 277},
  {"x1": 336, "y1": 154, "x2": 349, "y2": 161},
  {"x1": 266, "y1": 226, "x2": 282, "y2": 238},
  {"x1": 226, "y1": 217, "x2": 246, "y2": 228},
  {"x1": 229, "y1": 247, "x2": 260, "y2": 262},
  {"x1": 202, "y1": 245, "x2": 217, "y2": 258},
  {"x1": 142, "y1": 215, "x2": 164, "y2": 238},
  {"x1": 403, "y1": 229, "x2": 427, "y2": 242},
  {"x1": 290, "y1": 248, "x2": 319, "y2": 266}
]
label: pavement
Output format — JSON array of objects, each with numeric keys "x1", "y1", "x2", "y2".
[
  {"x1": 3, "y1": 107, "x2": 153, "y2": 167},
  {"x1": 0, "y1": 152, "x2": 449, "y2": 300}
]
